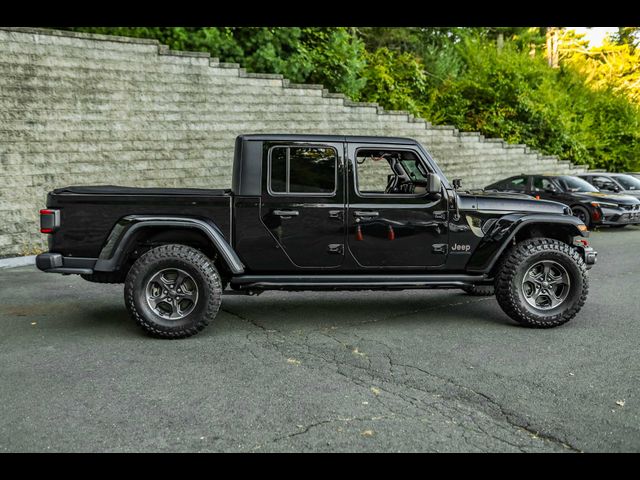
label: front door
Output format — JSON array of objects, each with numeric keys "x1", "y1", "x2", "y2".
[
  {"x1": 260, "y1": 141, "x2": 345, "y2": 268},
  {"x1": 345, "y1": 143, "x2": 449, "y2": 268}
]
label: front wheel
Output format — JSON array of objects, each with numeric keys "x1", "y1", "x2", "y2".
[
  {"x1": 571, "y1": 205, "x2": 591, "y2": 228},
  {"x1": 495, "y1": 238, "x2": 588, "y2": 328},
  {"x1": 124, "y1": 244, "x2": 222, "y2": 338}
]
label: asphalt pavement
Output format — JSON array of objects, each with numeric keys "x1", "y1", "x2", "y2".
[{"x1": 1, "y1": 227, "x2": 639, "y2": 452}]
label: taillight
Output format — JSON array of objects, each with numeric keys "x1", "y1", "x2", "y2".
[{"x1": 40, "y1": 209, "x2": 60, "y2": 234}]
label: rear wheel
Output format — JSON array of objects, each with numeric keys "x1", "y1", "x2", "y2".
[
  {"x1": 495, "y1": 238, "x2": 588, "y2": 328},
  {"x1": 124, "y1": 244, "x2": 222, "y2": 339}
]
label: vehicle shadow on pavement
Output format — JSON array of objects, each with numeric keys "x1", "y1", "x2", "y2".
[
  {"x1": 9, "y1": 290, "x2": 513, "y2": 340},
  {"x1": 217, "y1": 291, "x2": 514, "y2": 330},
  {"x1": 51, "y1": 291, "x2": 512, "y2": 339}
]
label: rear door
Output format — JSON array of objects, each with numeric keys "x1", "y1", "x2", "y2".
[{"x1": 260, "y1": 141, "x2": 346, "y2": 268}]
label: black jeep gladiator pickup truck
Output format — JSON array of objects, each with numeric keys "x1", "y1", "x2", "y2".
[{"x1": 37, "y1": 134, "x2": 597, "y2": 338}]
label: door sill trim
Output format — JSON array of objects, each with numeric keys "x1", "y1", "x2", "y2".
[{"x1": 231, "y1": 274, "x2": 489, "y2": 291}]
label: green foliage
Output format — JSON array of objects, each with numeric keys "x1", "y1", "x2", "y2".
[
  {"x1": 423, "y1": 39, "x2": 640, "y2": 170},
  {"x1": 62, "y1": 27, "x2": 640, "y2": 172},
  {"x1": 357, "y1": 48, "x2": 429, "y2": 115},
  {"x1": 302, "y1": 28, "x2": 367, "y2": 98}
]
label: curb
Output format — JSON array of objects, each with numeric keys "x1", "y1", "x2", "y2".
[{"x1": 0, "y1": 255, "x2": 36, "y2": 269}]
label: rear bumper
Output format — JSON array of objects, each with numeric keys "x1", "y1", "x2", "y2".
[{"x1": 36, "y1": 253, "x2": 96, "y2": 275}]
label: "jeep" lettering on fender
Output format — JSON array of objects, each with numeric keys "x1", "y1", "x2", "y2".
[{"x1": 451, "y1": 243, "x2": 471, "y2": 252}]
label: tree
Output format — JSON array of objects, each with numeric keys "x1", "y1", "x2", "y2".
[{"x1": 611, "y1": 27, "x2": 640, "y2": 51}]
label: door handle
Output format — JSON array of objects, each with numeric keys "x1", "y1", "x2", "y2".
[
  {"x1": 273, "y1": 209, "x2": 299, "y2": 217},
  {"x1": 353, "y1": 211, "x2": 379, "y2": 217},
  {"x1": 328, "y1": 210, "x2": 343, "y2": 220}
]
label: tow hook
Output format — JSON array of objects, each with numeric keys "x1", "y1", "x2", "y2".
[{"x1": 574, "y1": 237, "x2": 597, "y2": 267}]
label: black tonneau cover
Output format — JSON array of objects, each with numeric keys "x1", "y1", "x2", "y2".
[{"x1": 53, "y1": 185, "x2": 230, "y2": 196}]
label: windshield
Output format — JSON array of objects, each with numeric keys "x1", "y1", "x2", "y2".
[
  {"x1": 557, "y1": 176, "x2": 599, "y2": 193},
  {"x1": 614, "y1": 174, "x2": 640, "y2": 190}
]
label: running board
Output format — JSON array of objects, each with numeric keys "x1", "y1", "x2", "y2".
[{"x1": 230, "y1": 274, "x2": 489, "y2": 291}]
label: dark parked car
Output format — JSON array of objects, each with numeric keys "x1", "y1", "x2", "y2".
[
  {"x1": 485, "y1": 174, "x2": 640, "y2": 228},
  {"x1": 37, "y1": 135, "x2": 597, "y2": 337},
  {"x1": 577, "y1": 173, "x2": 640, "y2": 200}
]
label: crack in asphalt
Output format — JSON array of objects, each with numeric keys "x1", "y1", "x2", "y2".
[
  {"x1": 315, "y1": 319, "x2": 577, "y2": 451},
  {"x1": 390, "y1": 360, "x2": 581, "y2": 452},
  {"x1": 220, "y1": 303, "x2": 575, "y2": 452}
]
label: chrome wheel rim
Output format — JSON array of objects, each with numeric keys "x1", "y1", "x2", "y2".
[
  {"x1": 145, "y1": 268, "x2": 199, "y2": 320},
  {"x1": 521, "y1": 260, "x2": 571, "y2": 310}
]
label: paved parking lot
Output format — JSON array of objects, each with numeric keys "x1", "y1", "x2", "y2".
[{"x1": 1, "y1": 227, "x2": 639, "y2": 452}]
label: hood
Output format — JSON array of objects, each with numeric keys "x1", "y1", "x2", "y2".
[
  {"x1": 619, "y1": 189, "x2": 640, "y2": 200},
  {"x1": 459, "y1": 191, "x2": 567, "y2": 215},
  {"x1": 570, "y1": 191, "x2": 640, "y2": 205}
]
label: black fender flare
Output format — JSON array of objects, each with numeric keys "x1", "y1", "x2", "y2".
[
  {"x1": 93, "y1": 215, "x2": 245, "y2": 274},
  {"x1": 466, "y1": 213, "x2": 588, "y2": 274}
]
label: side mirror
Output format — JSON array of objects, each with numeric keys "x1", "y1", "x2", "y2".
[
  {"x1": 544, "y1": 187, "x2": 557, "y2": 194},
  {"x1": 428, "y1": 173, "x2": 442, "y2": 193},
  {"x1": 452, "y1": 178, "x2": 462, "y2": 190}
]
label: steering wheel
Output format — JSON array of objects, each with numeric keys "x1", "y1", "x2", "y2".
[{"x1": 396, "y1": 181, "x2": 415, "y2": 194}]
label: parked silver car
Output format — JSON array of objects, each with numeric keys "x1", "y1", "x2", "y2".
[{"x1": 577, "y1": 173, "x2": 640, "y2": 200}]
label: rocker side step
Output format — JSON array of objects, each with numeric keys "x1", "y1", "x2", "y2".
[{"x1": 230, "y1": 274, "x2": 490, "y2": 291}]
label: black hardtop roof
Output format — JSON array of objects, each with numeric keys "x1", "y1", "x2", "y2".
[{"x1": 238, "y1": 134, "x2": 419, "y2": 145}]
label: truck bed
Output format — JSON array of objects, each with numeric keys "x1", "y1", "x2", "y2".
[{"x1": 47, "y1": 185, "x2": 233, "y2": 258}]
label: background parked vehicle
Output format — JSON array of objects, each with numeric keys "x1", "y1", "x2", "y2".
[
  {"x1": 577, "y1": 173, "x2": 640, "y2": 200},
  {"x1": 484, "y1": 174, "x2": 640, "y2": 228}
]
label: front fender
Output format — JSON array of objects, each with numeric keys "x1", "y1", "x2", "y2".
[
  {"x1": 93, "y1": 215, "x2": 245, "y2": 274},
  {"x1": 466, "y1": 213, "x2": 587, "y2": 274}
]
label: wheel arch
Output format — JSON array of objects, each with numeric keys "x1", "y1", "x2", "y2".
[
  {"x1": 569, "y1": 202, "x2": 591, "y2": 215},
  {"x1": 466, "y1": 214, "x2": 587, "y2": 275},
  {"x1": 93, "y1": 216, "x2": 244, "y2": 277}
]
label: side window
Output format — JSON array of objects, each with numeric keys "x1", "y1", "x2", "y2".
[
  {"x1": 591, "y1": 176, "x2": 617, "y2": 191},
  {"x1": 532, "y1": 177, "x2": 556, "y2": 192},
  {"x1": 355, "y1": 149, "x2": 429, "y2": 195},
  {"x1": 505, "y1": 176, "x2": 528, "y2": 191},
  {"x1": 269, "y1": 146, "x2": 337, "y2": 195}
]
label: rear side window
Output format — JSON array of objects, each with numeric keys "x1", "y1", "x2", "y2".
[{"x1": 269, "y1": 146, "x2": 337, "y2": 195}]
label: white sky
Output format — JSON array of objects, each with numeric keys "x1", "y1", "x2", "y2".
[{"x1": 566, "y1": 27, "x2": 618, "y2": 47}]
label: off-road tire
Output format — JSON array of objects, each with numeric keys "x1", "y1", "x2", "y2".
[
  {"x1": 81, "y1": 271, "x2": 127, "y2": 284},
  {"x1": 495, "y1": 238, "x2": 588, "y2": 328},
  {"x1": 461, "y1": 285, "x2": 495, "y2": 296},
  {"x1": 124, "y1": 244, "x2": 222, "y2": 339}
]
